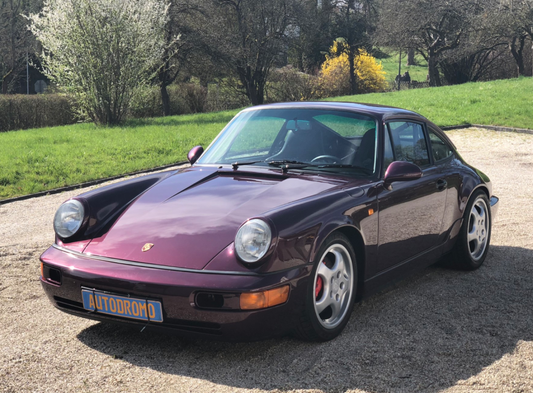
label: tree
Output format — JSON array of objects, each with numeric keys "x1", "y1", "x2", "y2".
[
  {"x1": 332, "y1": 0, "x2": 377, "y2": 94},
  {"x1": 287, "y1": 0, "x2": 336, "y2": 72},
  {"x1": 193, "y1": 0, "x2": 298, "y2": 106},
  {"x1": 499, "y1": 0, "x2": 533, "y2": 76},
  {"x1": 378, "y1": 0, "x2": 480, "y2": 86},
  {"x1": 157, "y1": 0, "x2": 201, "y2": 116},
  {"x1": 439, "y1": 3, "x2": 510, "y2": 84},
  {"x1": 0, "y1": 0, "x2": 40, "y2": 94},
  {"x1": 28, "y1": 0, "x2": 170, "y2": 125}
]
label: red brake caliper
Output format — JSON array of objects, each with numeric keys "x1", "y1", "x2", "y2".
[{"x1": 315, "y1": 276, "x2": 323, "y2": 299}]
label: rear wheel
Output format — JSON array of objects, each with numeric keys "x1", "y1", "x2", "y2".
[
  {"x1": 452, "y1": 190, "x2": 492, "y2": 270},
  {"x1": 295, "y1": 233, "x2": 357, "y2": 341}
]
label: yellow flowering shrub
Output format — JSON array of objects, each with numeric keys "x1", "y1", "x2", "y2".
[{"x1": 318, "y1": 41, "x2": 387, "y2": 97}]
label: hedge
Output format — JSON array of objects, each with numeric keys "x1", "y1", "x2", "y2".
[
  {"x1": 0, "y1": 94, "x2": 76, "y2": 132},
  {"x1": 0, "y1": 82, "x2": 248, "y2": 132}
]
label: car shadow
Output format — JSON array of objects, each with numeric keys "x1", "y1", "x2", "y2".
[{"x1": 77, "y1": 245, "x2": 533, "y2": 392}]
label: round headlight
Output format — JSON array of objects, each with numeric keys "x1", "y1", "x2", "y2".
[
  {"x1": 235, "y1": 219, "x2": 272, "y2": 263},
  {"x1": 53, "y1": 199, "x2": 85, "y2": 239}
]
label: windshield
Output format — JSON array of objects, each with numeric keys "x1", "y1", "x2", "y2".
[{"x1": 197, "y1": 108, "x2": 378, "y2": 175}]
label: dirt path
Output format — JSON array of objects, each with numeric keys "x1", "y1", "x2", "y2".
[{"x1": 1, "y1": 128, "x2": 532, "y2": 393}]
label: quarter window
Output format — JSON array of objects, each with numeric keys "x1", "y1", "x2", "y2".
[
  {"x1": 428, "y1": 128, "x2": 454, "y2": 162},
  {"x1": 387, "y1": 121, "x2": 430, "y2": 167},
  {"x1": 383, "y1": 127, "x2": 395, "y2": 170}
]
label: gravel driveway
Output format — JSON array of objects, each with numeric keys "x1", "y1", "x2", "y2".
[{"x1": 1, "y1": 128, "x2": 532, "y2": 393}]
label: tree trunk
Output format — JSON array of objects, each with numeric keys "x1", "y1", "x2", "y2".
[
  {"x1": 2, "y1": 77, "x2": 8, "y2": 94},
  {"x1": 510, "y1": 35, "x2": 526, "y2": 77},
  {"x1": 407, "y1": 48, "x2": 415, "y2": 66},
  {"x1": 427, "y1": 53, "x2": 441, "y2": 87},
  {"x1": 349, "y1": 47, "x2": 357, "y2": 95},
  {"x1": 161, "y1": 84, "x2": 170, "y2": 116},
  {"x1": 238, "y1": 65, "x2": 264, "y2": 106}
]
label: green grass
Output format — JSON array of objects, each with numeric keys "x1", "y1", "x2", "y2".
[
  {"x1": 1, "y1": 77, "x2": 532, "y2": 200},
  {"x1": 377, "y1": 49, "x2": 428, "y2": 82},
  {"x1": 327, "y1": 77, "x2": 533, "y2": 128},
  {"x1": 0, "y1": 111, "x2": 237, "y2": 199}
]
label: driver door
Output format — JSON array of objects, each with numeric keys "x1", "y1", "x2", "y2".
[{"x1": 374, "y1": 121, "x2": 447, "y2": 274}]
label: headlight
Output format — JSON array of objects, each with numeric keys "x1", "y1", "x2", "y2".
[
  {"x1": 235, "y1": 219, "x2": 272, "y2": 263},
  {"x1": 53, "y1": 200, "x2": 85, "y2": 239}
]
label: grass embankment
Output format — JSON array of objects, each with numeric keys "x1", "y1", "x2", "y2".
[
  {"x1": 1, "y1": 77, "x2": 532, "y2": 200},
  {"x1": 0, "y1": 111, "x2": 236, "y2": 199},
  {"x1": 328, "y1": 77, "x2": 533, "y2": 128}
]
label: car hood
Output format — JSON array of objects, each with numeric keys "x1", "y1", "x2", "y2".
[{"x1": 83, "y1": 166, "x2": 350, "y2": 270}]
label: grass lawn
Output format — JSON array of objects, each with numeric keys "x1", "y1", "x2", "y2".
[
  {"x1": 327, "y1": 77, "x2": 533, "y2": 128},
  {"x1": 0, "y1": 111, "x2": 236, "y2": 199},
  {"x1": 1, "y1": 77, "x2": 532, "y2": 200},
  {"x1": 377, "y1": 49, "x2": 428, "y2": 82}
]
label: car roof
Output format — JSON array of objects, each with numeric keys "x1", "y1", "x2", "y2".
[{"x1": 246, "y1": 101, "x2": 427, "y2": 122}]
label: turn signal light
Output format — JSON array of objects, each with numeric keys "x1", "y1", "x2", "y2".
[{"x1": 240, "y1": 285, "x2": 290, "y2": 310}]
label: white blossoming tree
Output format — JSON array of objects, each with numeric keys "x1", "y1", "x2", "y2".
[{"x1": 28, "y1": 0, "x2": 169, "y2": 125}]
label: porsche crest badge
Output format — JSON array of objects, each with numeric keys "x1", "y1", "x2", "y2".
[{"x1": 142, "y1": 243, "x2": 154, "y2": 252}]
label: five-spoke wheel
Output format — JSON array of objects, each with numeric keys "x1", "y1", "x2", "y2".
[
  {"x1": 467, "y1": 197, "x2": 489, "y2": 261},
  {"x1": 452, "y1": 190, "x2": 492, "y2": 270},
  {"x1": 295, "y1": 233, "x2": 357, "y2": 341},
  {"x1": 313, "y1": 244, "x2": 354, "y2": 329}
]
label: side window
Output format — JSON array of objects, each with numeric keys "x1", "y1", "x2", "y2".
[
  {"x1": 387, "y1": 121, "x2": 430, "y2": 167},
  {"x1": 428, "y1": 128, "x2": 454, "y2": 162}
]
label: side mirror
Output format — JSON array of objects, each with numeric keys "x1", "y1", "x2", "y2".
[
  {"x1": 187, "y1": 146, "x2": 204, "y2": 165},
  {"x1": 383, "y1": 161, "x2": 422, "y2": 190}
]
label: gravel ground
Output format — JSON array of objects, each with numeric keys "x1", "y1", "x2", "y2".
[{"x1": 1, "y1": 128, "x2": 532, "y2": 393}]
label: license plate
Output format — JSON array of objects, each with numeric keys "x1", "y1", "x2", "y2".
[{"x1": 81, "y1": 289, "x2": 163, "y2": 322}]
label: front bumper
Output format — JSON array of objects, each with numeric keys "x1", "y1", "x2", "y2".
[
  {"x1": 40, "y1": 246, "x2": 310, "y2": 341},
  {"x1": 490, "y1": 196, "x2": 499, "y2": 220}
]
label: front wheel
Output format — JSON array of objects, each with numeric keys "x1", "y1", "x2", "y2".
[
  {"x1": 295, "y1": 233, "x2": 357, "y2": 341},
  {"x1": 452, "y1": 190, "x2": 492, "y2": 270}
]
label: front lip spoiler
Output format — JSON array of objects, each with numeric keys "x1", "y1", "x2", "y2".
[{"x1": 51, "y1": 244, "x2": 293, "y2": 277}]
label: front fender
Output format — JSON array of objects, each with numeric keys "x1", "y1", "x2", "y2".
[{"x1": 59, "y1": 170, "x2": 175, "y2": 243}]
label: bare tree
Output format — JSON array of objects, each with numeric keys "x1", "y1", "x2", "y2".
[
  {"x1": 192, "y1": 0, "x2": 298, "y2": 105},
  {"x1": 157, "y1": 0, "x2": 202, "y2": 116},
  {"x1": 499, "y1": 0, "x2": 533, "y2": 76},
  {"x1": 378, "y1": 0, "x2": 481, "y2": 86},
  {"x1": 0, "y1": 0, "x2": 39, "y2": 94}
]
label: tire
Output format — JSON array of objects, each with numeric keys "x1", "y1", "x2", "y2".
[
  {"x1": 295, "y1": 233, "x2": 357, "y2": 341},
  {"x1": 452, "y1": 190, "x2": 492, "y2": 270}
]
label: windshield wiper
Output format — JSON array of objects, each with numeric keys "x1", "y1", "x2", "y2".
[
  {"x1": 316, "y1": 164, "x2": 373, "y2": 174},
  {"x1": 231, "y1": 161, "x2": 262, "y2": 169},
  {"x1": 267, "y1": 160, "x2": 315, "y2": 172},
  {"x1": 267, "y1": 160, "x2": 314, "y2": 167}
]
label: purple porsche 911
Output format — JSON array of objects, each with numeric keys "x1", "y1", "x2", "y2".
[{"x1": 40, "y1": 102, "x2": 498, "y2": 341}]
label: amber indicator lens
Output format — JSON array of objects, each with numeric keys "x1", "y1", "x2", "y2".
[{"x1": 240, "y1": 285, "x2": 290, "y2": 310}]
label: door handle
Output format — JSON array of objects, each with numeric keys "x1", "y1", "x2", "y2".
[{"x1": 436, "y1": 179, "x2": 447, "y2": 191}]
